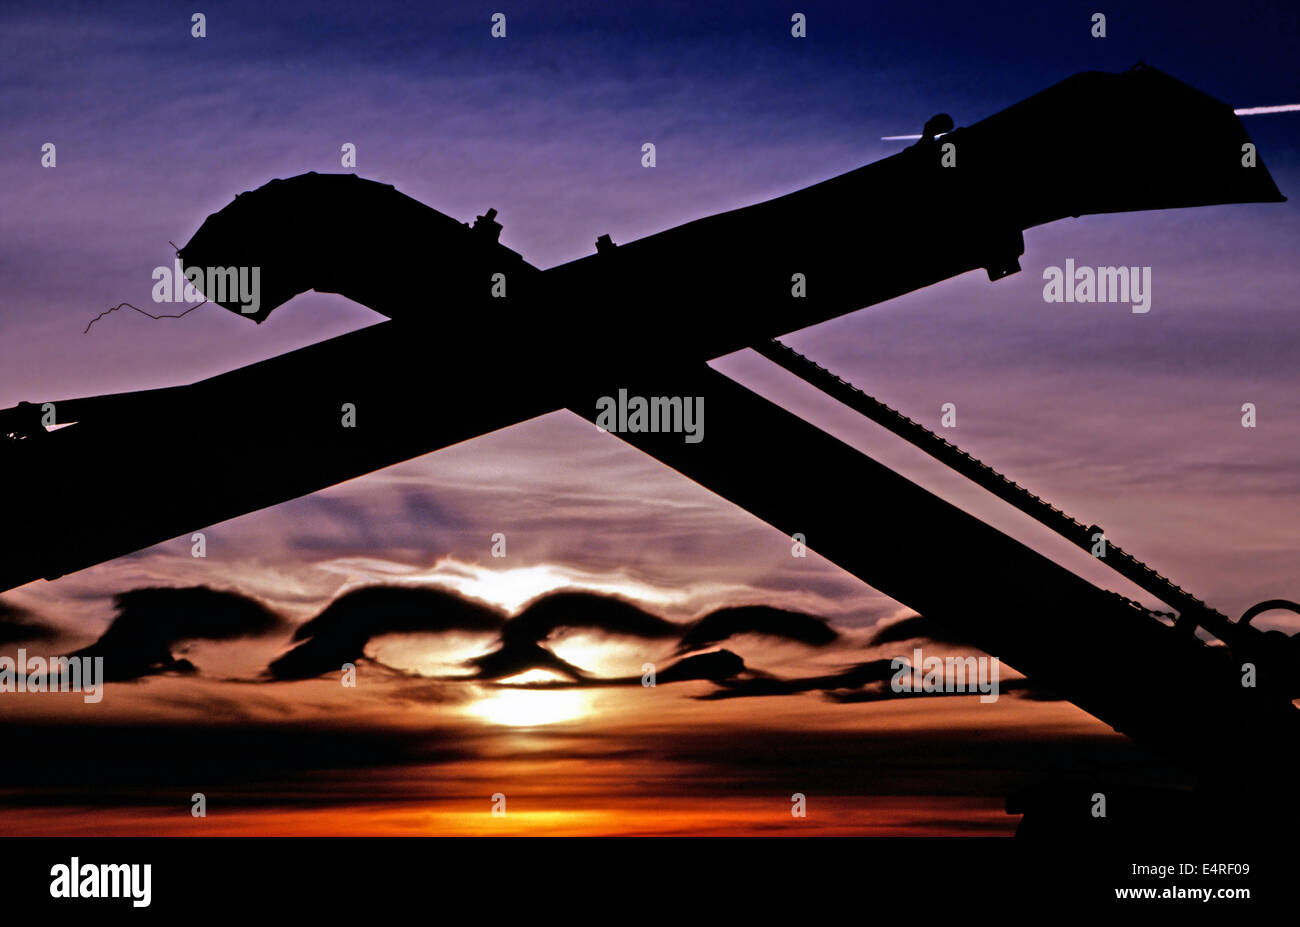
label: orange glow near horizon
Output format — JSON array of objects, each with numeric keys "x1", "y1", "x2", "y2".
[{"x1": 0, "y1": 795, "x2": 1018, "y2": 837}]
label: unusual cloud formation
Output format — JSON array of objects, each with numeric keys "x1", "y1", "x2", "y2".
[
  {"x1": 269, "y1": 585, "x2": 842, "y2": 685},
  {"x1": 501, "y1": 591, "x2": 681, "y2": 646},
  {"x1": 0, "y1": 599, "x2": 56, "y2": 645},
  {"x1": 675, "y1": 605, "x2": 840, "y2": 654},
  {"x1": 26, "y1": 580, "x2": 1055, "y2": 703},
  {"x1": 267, "y1": 584, "x2": 1055, "y2": 704},
  {"x1": 867, "y1": 614, "x2": 967, "y2": 646},
  {"x1": 269, "y1": 586, "x2": 504, "y2": 681},
  {"x1": 63, "y1": 586, "x2": 285, "y2": 681},
  {"x1": 693, "y1": 611, "x2": 1058, "y2": 702}
]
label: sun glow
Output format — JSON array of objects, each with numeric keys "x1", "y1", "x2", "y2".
[
  {"x1": 466, "y1": 672, "x2": 589, "y2": 727},
  {"x1": 548, "y1": 634, "x2": 663, "y2": 677},
  {"x1": 421, "y1": 561, "x2": 694, "y2": 614},
  {"x1": 467, "y1": 688, "x2": 587, "y2": 727}
]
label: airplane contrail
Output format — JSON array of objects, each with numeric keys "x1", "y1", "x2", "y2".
[
  {"x1": 1232, "y1": 103, "x2": 1300, "y2": 115},
  {"x1": 883, "y1": 103, "x2": 1300, "y2": 140}
]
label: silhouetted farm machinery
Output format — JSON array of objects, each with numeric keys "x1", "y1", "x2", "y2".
[{"x1": 3, "y1": 64, "x2": 1295, "y2": 837}]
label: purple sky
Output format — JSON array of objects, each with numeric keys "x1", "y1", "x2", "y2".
[
  {"x1": 2, "y1": 0, "x2": 1299, "y2": 841},
  {"x1": 2, "y1": 0, "x2": 1298, "y2": 633}
]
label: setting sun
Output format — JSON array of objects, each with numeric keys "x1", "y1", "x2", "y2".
[{"x1": 466, "y1": 672, "x2": 590, "y2": 726}]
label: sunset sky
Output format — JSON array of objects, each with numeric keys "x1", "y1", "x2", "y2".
[{"x1": 1, "y1": 0, "x2": 1297, "y2": 836}]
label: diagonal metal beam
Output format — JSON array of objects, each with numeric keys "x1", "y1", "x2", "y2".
[{"x1": 567, "y1": 362, "x2": 1300, "y2": 791}]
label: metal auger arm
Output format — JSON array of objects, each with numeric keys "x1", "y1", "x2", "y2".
[{"x1": 565, "y1": 359, "x2": 1300, "y2": 798}]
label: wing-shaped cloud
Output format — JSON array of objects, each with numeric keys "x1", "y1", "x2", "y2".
[
  {"x1": 65, "y1": 586, "x2": 285, "y2": 681},
  {"x1": 273, "y1": 587, "x2": 683, "y2": 682},
  {"x1": 269, "y1": 585, "x2": 504, "y2": 680},
  {"x1": 504, "y1": 590, "x2": 681, "y2": 644},
  {"x1": 676, "y1": 604, "x2": 839, "y2": 654},
  {"x1": 657, "y1": 649, "x2": 747, "y2": 684},
  {"x1": 270, "y1": 584, "x2": 926, "y2": 702},
  {"x1": 463, "y1": 590, "x2": 681, "y2": 680},
  {"x1": 290, "y1": 585, "x2": 505, "y2": 643},
  {"x1": 868, "y1": 614, "x2": 964, "y2": 646},
  {"x1": 467, "y1": 639, "x2": 590, "y2": 680},
  {"x1": 0, "y1": 599, "x2": 57, "y2": 646}
]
